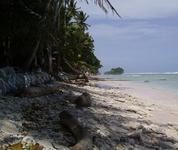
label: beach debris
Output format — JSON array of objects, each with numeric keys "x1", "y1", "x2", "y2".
[
  {"x1": 20, "y1": 86, "x2": 60, "y2": 98},
  {"x1": 126, "y1": 106, "x2": 148, "y2": 116},
  {"x1": 127, "y1": 129, "x2": 143, "y2": 141},
  {"x1": 0, "y1": 141, "x2": 44, "y2": 150},
  {"x1": 0, "y1": 78, "x2": 178, "y2": 150},
  {"x1": 59, "y1": 110, "x2": 93, "y2": 150},
  {"x1": 74, "y1": 92, "x2": 92, "y2": 107},
  {"x1": 0, "y1": 67, "x2": 54, "y2": 94},
  {"x1": 167, "y1": 122, "x2": 178, "y2": 131}
]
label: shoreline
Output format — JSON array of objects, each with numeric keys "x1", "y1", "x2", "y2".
[
  {"x1": 0, "y1": 79, "x2": 178, "y2": 149},
  {"x1": 96, "y1": 80, "x2": 178, "y2": 124}
]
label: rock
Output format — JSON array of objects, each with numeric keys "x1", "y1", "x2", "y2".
[
  {"x1": 147, "y1": 124, "x2": 159, "y2": 132},
  {"x1": 128, "y1": 138, "x2": 135, "y2": 145},
  {"x1": 52, "y1": 143, "x2": 70, "y2": 150},
  {"x1": 37, "y1": 139, "x2": 54, "y2": 150},
  {"x1": 173, "y1": 143, "x2": 178, "y2": 148},
  {"x1": 127, "y1": 121, "x2": 141, "y2": 130},
  {"x1": 22, "y1": 136, "x2": 35, "y2": 144},
  {"x1": 0, "y1": 132, "x2": 11, "y2": 141},
  {"x1": 116, "y1": 98, "x2": 125, "y2": 103},
  {"x1": 147, "y1": 107, "x2": 155, "y2": 111},
  {"x1": 168, "y1": 122, "x2": 178, "y2": 131},
  {"x1": 96, "y1": 129, "x2": 110, "y2": 137},
  {"x1": 159, "y1": 140, "x2": 173, "y2": 148},
  {"x1": 74, "y1": 92, "x2": 92, "y2": 107},
  {"x1": 126, "y1": 106, "x2": 148, "y2": 116},
  {"x1": 109, "y1": 124, "x2": 129, "y2": 133},
  {"x1": 127, "y1": 129, "x2": 142, "y2": 141},
  {"x1": 0, "y1": 120, "x2": 19, "y2": 134},
  {"x1": 139, "y1": 123, "x2": 164, "y2": 134}
]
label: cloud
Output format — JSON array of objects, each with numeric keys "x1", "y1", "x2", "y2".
[
  {"x1": 88, "y1": 20, "x2": 178, "y2": 44},
  {"x1": 77, "y1": 0, "x2": 178, "y2": 73},
  {"x1": 89, "y1": 19, "x2": 178, "y2": 73},
  {"x1": 78, "y1": 0, "x2": 178, "y2": 19}
]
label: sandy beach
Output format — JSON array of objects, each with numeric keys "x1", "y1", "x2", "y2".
[
  {"x1": 97, "y1": 80, "x2": 178, "y2": 125},
  {"x1": 1, "y1": 79, "x2": 178, "y2": 149}
]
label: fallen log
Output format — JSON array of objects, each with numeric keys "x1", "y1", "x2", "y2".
[
  {"x1": 59, "y1": 110, "x2": 93, "y2": 150},
  {"x1": 20, "y1": 86, "x2": 60, "y2": 98}
]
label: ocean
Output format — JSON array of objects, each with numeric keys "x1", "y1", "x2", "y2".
[{"x1": 96, "y1": 73, "x2": 178, "y2": 93}]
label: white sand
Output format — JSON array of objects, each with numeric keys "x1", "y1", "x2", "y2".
[
  {"x1": 1, "y1": 80, "x2": 178, "y2": 149},
  {"x1": 97, "y1": 80, "x2": 178, "y2": 125}
]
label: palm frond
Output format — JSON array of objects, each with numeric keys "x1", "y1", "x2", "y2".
[{"x1": 81, "y1": 0, "x2": 121, "y2": 18}]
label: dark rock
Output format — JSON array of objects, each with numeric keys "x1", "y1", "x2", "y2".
[{"x1": 74, "y1": 92, "x2": 92, "y2": 107}]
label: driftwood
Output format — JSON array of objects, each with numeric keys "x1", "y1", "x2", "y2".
[
  {"x1": 59, "y1": 110, "x2": 93, "y2": 150},
  {"x1": 55, "y1": 71, "x2": 89, "y2": 83},
  {"x1": 74, "y1": 92, "x2": 92, "y2": 107},
  {"x1": 20, "y1": 86, "x2": 60, "y2": 98},
  {"x1": 70, "y1": 74, "x2": 89, "y2": 82},
  {"x1": 56, "y1": 58, "x2": 89, "y2": 82},
  {"x1": 63, "y1": 58, "x2": 81, "y2": 75}
]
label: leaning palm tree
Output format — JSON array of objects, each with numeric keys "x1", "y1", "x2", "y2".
[
  {"x1": 0, "y1": 0, "x2": 119, "y2": 73},
  {"x1": 80, "y1": 0, "x2": 121, "y2": 17}
]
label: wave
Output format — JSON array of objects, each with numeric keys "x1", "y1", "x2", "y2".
[
  {"x1": 163, "y1": 72, "x2": 178, "y2": 74},
  {"x1": 126, "y1": 74, "x2": 141, "y2": 77},
  {"x1": 126, "y1": 72, "x2": 178, "y2": 75}
]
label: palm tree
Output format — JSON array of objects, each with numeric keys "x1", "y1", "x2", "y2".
[
  {"x1": 0, "y1": 0, "x2": 113, "y2": 74},
  {"x1": 80, "y1": 0, "x2": 121, "y2": 18},
  {"x1": 0, "y1": 0, "x2": 56, "y2": 70}
]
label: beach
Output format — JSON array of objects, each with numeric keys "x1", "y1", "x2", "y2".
[
  {"x1": 0, "y1": 79, "x2": 178, "y2": 149},
  {"x1": 97, "y1": 80, "x2": 178, "y2": 125}
]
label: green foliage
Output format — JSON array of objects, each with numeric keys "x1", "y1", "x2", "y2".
[
  {"x1": 0, "y1": 0, "x2": 102, "y2": 74},
  {"x1": 104, "y1": 67, "x2": 124, "y2": 75}
]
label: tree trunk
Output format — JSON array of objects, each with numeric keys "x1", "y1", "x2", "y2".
[
  {"x1": 22, "y1": 34, "x2": 41, "y2": 71},
  {"x1": 23, "y1": 0, "x2": 54, "y2": 71},
  {"x1": 47, "y1": 43, "x2": 52, "y2": 74},
  {"x1": 63, "y1": 58, "x2": 81, "y2": 74}
]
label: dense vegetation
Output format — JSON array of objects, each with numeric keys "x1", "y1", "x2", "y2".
[
  {"x1": 0, "y1": 0, "x2": 119, "y2": 76},
  {"x1": 104, "y1": 67, "x2": 124, "y2": 75}
]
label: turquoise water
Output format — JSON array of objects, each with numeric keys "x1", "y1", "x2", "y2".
[{"x1": 96, "y1": 73, "x2": 178, "y2": 92}]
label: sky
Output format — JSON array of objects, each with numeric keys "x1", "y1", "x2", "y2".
[{"x1": 77, "y1": 0, "x2": 178, "y2": 74}]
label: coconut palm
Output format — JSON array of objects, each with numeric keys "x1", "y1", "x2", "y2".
[
  {"x1": 0, "y1": 0, "x2": 57, "y2": 69},
  {"x1": 0, "y1": 0, "x2": 115, "y2": 74},
  {"x1": 80, "y1": 0, "x2": 121, "y2": 17}
]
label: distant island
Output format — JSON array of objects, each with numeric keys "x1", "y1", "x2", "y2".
[{"x1": 104, "y1": 67, "x2": 124, "y2": 75}]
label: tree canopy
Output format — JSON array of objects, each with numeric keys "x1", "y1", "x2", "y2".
[
  {"x1": 104, "y1": 67, "x2": 124, "y2": 75},
  {"x1": 0, "y1": 0, "x2": 120, "y2": 76},
  {"x1": 1, "y1": 0, "x2": 115, "y2": 75}
]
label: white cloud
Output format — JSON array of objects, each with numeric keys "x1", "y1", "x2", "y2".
[
  {"x1": 78, "y1": 0, "x2": 178, "y2": 73},
  {"x1": 78, "y1": 0, "x2": 178, "y2": 19},
  {"x1": 88, "y1": 20, "x2": 178, "y2": 44}
]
